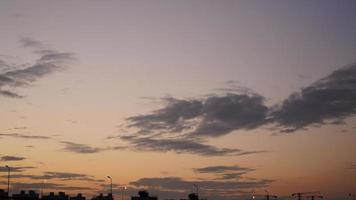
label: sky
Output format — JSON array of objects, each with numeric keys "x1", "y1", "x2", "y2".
[{"x1": 0, "y1": 1, "x2": 356, "y2": 200}]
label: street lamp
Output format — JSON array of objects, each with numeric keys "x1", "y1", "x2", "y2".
[
  {"x1": 193, "y1": 184, "x2": 199, "y2": 197},
  {"x1": 5, "y1": 165, "x2": 10, "y2": 198},
  {"x1": 122, "y1": 186, "x2": 127, "y2": 200},
  {"x1": 41, "y1": 179, "x2": 47, "y2": 198},
  {"x1": 107, "y1": 176, "x2": 113, "y2": 196}
]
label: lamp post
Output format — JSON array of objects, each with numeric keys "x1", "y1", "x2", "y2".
[
  {"x1": 107, "y1": 176, "x2": 113, "y2": 196},
  {"x1": 5, "y1": 165, "x2": 10, "y2": 198},
  {"x1": 122, "y1": 186, "x2": 127, "y2": 200},
  {"x1": 193, "y1": 184, "x2": 199, "y2": 197},
  {"x1": 41, "y1": 179, "x2": 47, "y2": 198}
]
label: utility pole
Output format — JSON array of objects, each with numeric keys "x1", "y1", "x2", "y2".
[
  {"x1": 193, "y1": 184, "x2": 199, "y2": 197},
  {"x1": 5, "y1": 165, "x2": 10, "y2": 198},
  {"x1": 292, "y1": 192, "x2": 321, "y2": 200},
  {"x1": 41, "y1": 179, "x2": 46, "y2": 198},
  {"x1": 265, "y1": 190, "x2": 278, "y2": 200},
  {"x1": 305, "y1": 195, "x2": 323, "y2": 200},
  {"x1": 122, "y1": 186, "x2": 127, "y2": 200},
  {"x1": 107, "y1": 176, "x2": 113, "y2": 197}
]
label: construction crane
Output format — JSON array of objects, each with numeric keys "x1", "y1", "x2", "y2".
[
  {"x1": 292, "y1": 192, "x2": 321, "y2": 200},
  {"x1": 265, "y1": 190, "x2": 278, "y2": 200}
]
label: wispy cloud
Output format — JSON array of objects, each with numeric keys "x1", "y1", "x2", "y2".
[
  {"x1": 193, "y1": 165, "x2": 254, "y2": 174},
  {"x1": 0, "y1": 133, "x2": 51, "y2": 140},
  {"x1": 193, "y1": 165, "x2": 255, "y2": 180},
  {"x1": 1, "y1": 171, "x2": 105, "y2": 183},
  {"x1": 0, "y1": 181, "x2": 94, "y2": 192},
  {"x1": 0, "y1": 155, "x2": 26, "y2": 161},
  {"x1": 0, "y1": 166, "x2": 35, "y2": 172},
  {"x1": 60, "y1": 141, "x2": 105, "y2": 154},
  {"x1": 0, "y1": 38, "x2": 75, "y2": 98},
  {"x1": 120, "y1": 136, "x2": 263, "y2": 157}
]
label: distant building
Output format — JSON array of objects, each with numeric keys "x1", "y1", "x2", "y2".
[
  {"x1": 91, "y1": 193, "x2": 113, "y2": 200},
  {"x1": 0, "y1": 189, "x2": 8, "y2": 200},
  {"x1": 131, "y1": 191, "x2": 157, "y2": 200},
  {"x1": 12, "y1": 190, "x2": 39, "y2": 200},
  {"x1": 69, "y1": 194, "x2": 85, "y2": 200},
  {"x1": 180, "y1": 193, "x2": 205, "y2": 200},
  {"x1": 42, "y1": 192, "x2": 69, "y2": 200}
]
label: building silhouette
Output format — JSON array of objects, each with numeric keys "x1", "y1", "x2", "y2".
[
  {"x1": 0, "y1": 189, "x2": 8, "y2": 200},
  {"x1": 69, "y1": 194, "x2": 85, "y2": 200},
  {"x1": 0, "y1": 189, "x2": 208, "y2": 200},
  {"x1": 12, "y1": 191, "x2": 39, "y2": 200},
  {"x1": 42, "y1": 192, "x2": 69, "y2": 200},
  {"x1": 180, "y1": 193, "x2": 200, "y2": 200},
  {"x1": 91, "y1": 193, "x2": 112, "y2": 200},
  {"x1": 131, "y1": 191, "x2": 157, "y2": 200}
]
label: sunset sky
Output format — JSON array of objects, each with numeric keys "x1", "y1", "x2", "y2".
[{"x1": 0, "y1": 1, "x2": 355, "y2": 200}]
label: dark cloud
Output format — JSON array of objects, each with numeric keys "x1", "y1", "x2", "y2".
[
  {"x1": 117, "y1": 61, "x2": 356, "y2": 157},
  {"x1": 122, "y1": 93, "x2": 268, "y2": 157},
  {"x1": 0, "y1": 181, "x2": 93, "y2": 192},
  {"x1": 193, "y1": 165, "x2": 254, "y2": 174},
  {"x1": 120, "y1": 136, "x2": 263, "y2": 157},
  {"x1": 0, "y1": 166, "x2": 35, "y2": 172},
  {"x1": 130, "y1": 177, "x2": 273, "y2": 200},
  {"x1": 127, "y1": 97, "x2": 203, "y2": 135},
  {"x1": 2, "y1": 171, "x2": 105, "y2": 183},
  {"x1": 0, "y1": 155, "x2": 26, "y2": 161},
  {"x1": 125, "y1": 62, "x2": 356, "y2": 136},
  {"x1": 127, "y1": 93, "x2": 268, "y2": 138},
  {"x1": 42, "y1": 172, "x2": 98, "y2": 181},
  {"x1": 272, "y1": 63, "x2": 356, "y2": 131},
  {"x1": 0, "y1": 89, "x2": 23, "y2": 98},
  {"x1": 60, "y1": 141, "x2": 104, "y2": 154},
  {"x1": 216, "y1": 172, "x2": 249, "y2": 180},
  {"x1": 0, "y1": 38, "x2": 75, "y2": 98},
  {"x1": 193, "y1": 165, "x2": 255, "y2": 180},
  {"x1": 9, "y1": 126, "x2": 28, "y2": 130},
  {"x1": 191, "y1": 94, "x2": 268, "y2": 137},
  {"x1": 0, "y1": 133, "x2": 51, "y2": 140}
]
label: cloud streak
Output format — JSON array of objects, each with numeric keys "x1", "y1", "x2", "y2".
[
  {"x1": 193, "y1": 165, "x2": 255, "y2": 180},
  {"x1": 193, "y1": 165, "x2": 254, "y2": 174},
  {"x1": 0, "y1": 38, "x2": 75, "y2": 98},
  {"x1": 0, "y1": 166, "x2": 35, "y2": 172},
  {"x1": 120, "y1": 136, "x2": 261, "y2": 156},
  {"x1": 1, "y1": 171, "x2": 105, "y2": 183},
  {"x1": 0, "y1": 133, "x2": 52, "y2": 140},
  {"x1": 60, "y1": 141, "x2": 104, "y2": 154},
  {"x1": 0, "y1": 155, "x2": 26, "y2": 161},
  {"x1": 272, "y1": 63, "x2": 356, "y2": 131},
  {"x1": 0, "y1": 181, "x2": 94, "y2": 192}
]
